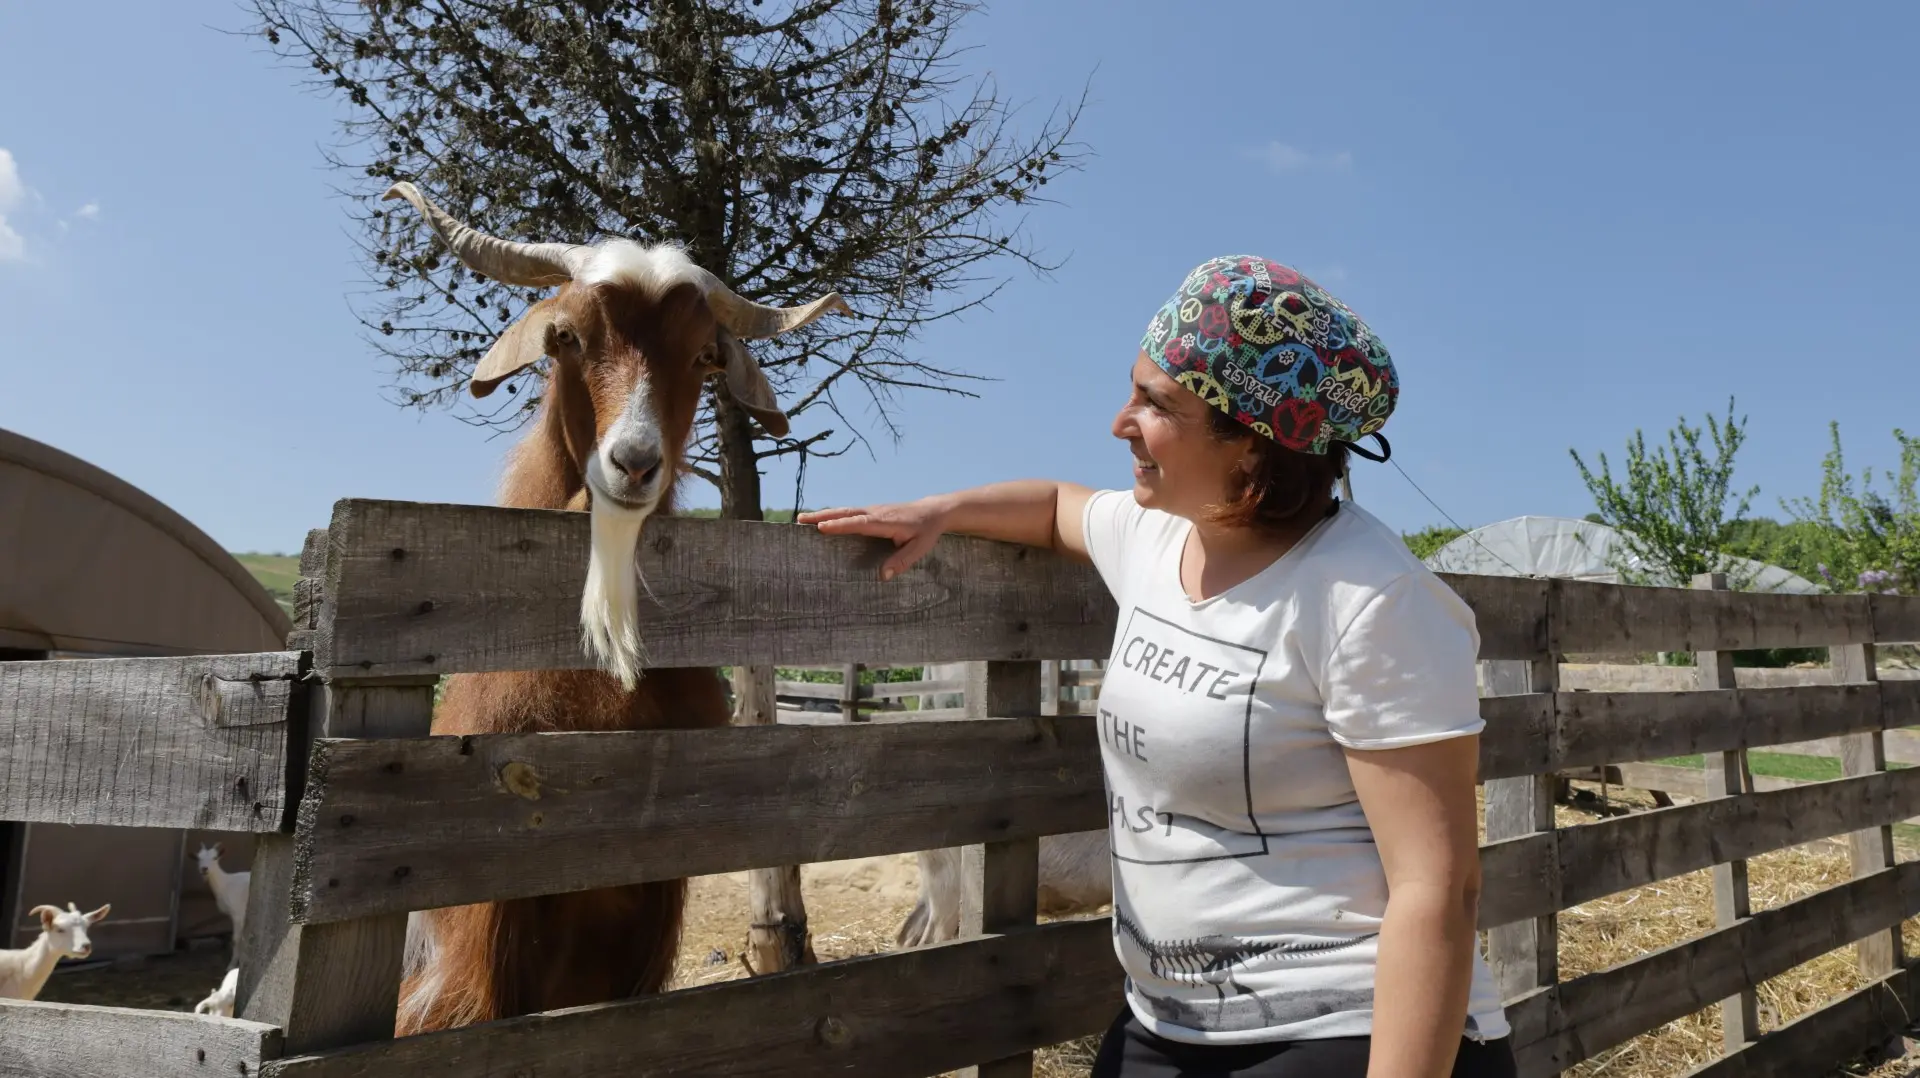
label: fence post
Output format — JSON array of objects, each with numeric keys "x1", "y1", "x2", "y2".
[
  {"x1": 959, "y1": 660, "x2": 1045, "y2": 1078},
  {"x1": 1693, "y1": 572, "x2": 1758, "y2": 1052},
  {"x1": 238, "y1": 674, "x2": 436, "y2": 1052},
  {"x1": 1483, "y1": 651, "x2": 1561, "y2": 1054},
  {"x1": 841, "y1": 662, "x2": 864, "y2": 723},
  {"x1": 733, "y1": 664, "x2": 816, "y2": 975},
  {"x1": 1837, "y1": 627, "x2": 1901, "y2": 981}
]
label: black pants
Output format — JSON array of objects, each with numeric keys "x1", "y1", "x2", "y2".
[{"x1": 1090, "y1": 1007, "x2": 1518, "y2": 1078}]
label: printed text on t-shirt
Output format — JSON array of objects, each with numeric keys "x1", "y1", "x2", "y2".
[{"x1": 1118, "y1": 633, "x2": 1243, "y2": 699}]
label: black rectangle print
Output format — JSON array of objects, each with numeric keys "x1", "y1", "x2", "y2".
[{"x1": 1106, "y1": 606, "x2": 1274, "y2": 866}]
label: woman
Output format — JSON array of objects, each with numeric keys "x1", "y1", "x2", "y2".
[{"x1": 799, "y1": 256, "x2": 1514, "y2": 1078}]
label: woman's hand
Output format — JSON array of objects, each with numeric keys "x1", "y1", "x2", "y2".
[
  {"x1": 797, "y1": 498, "x2": 952, "y2": 581},
  {"x1": 799, "y1": 481, "x2": 1094, "y2": 579}
]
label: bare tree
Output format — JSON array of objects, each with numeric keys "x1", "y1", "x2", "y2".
[{"x1": 250, "y1": 0, "x2": 1086, "y2": 517}]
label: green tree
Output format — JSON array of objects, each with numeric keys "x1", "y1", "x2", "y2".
[
  {"x1": 1783, "y1": 423, "x2": 1920, "y2": 594},
  {"x1": 1720, "y1": 516, "x2": 1841, "y2": 587},
  {"x1": 1402, "y1": 525, "x2": 1466, "y2": 561},
  {"x1": 249, "y1": 0, "x2": 1086, "y2": 520},
  {"x1": 1570, "y1": 398, "x2": 1758, "y2": 588}
]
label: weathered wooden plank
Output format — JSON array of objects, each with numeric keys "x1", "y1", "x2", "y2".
[
  {"x1": 0, "y1": 652, "x2": 299, "y2": 832},
  {"x1": 1476, "y1": 693, "x2": 1555, "y2": 781},
  {"x1": 1545, "y1": 684, "x2": 1884, "y2": 776},
  {"x1": 1601, "y1": 762, "x2": 1799, "y2": 799},
  {"x1": 1475, "y1": 683, "x2": 1897, "y2": 784},
  {"x1": 737, "y1": 663, "x2": 816, "y2": 975},
  {"x1": 1557, "y1": 663, "x2": 1920, "y2": 692},
  {"x1": 1477, "y1": 833, "x2": 1554, "y2": 932},
  {"x1": 315, "y1": 499, "x2": 1118, "y2": 678},
  {"x1": 313, "y1": 501, "x2": 1552, "y2": 677},
  {"x1": 960, "y1": 661, "x2": 1046, "y2": 1078},
  {"x1": 1554, "y1": 578, "x2": 1873, "y2": 655},
  {"x1": 865, "y1": 678, "x2": 967, "y2": 699},
  {"x1": 243, "y1": 678, "x2": 435, "y2": 1054},
  {"x1": 774, "y1": 680, "x2": 846, "y2": 701},
  {"x1": 1504, "y1": 768, "x2": 1920, "y2": 925},
  {"x1": 292, "y1": 716, "x2": 1105, "y2": 924},
  {"x1": 260, "y1": 918, "x2": 1122, "y2": 1078},
  {"x1": 1838, "y1": 642, "x2": 1904, "y2": 982},
  {"x1": 1484, "y1": 658, "x2": 1561, "y2": 1013},
  {"x1": 1873, "y1": 592, "x2": 1920, "y2": 646},
  {"x1": 1508, "y1": 860, "x2": 1920, "y2": 1076},
  {"x1": 1772, "y1": 724, "x2": 1920, "y2": 767},
  {"x1": 1683, "y1": 967, "x2": 1916, "y2": 1078},
  {"x1": 1442, "y1": 574, "x2": 1552, "y2": 661},
  {"x1": 0, "y1": 998, "x2": 283, "y2": 1078},
  {"x1": 1694, "y1": 571, "x2": 1756, "y2": 1053}
]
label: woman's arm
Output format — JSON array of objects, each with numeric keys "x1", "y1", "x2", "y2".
[
  {"x1": 1343, "y1": 735, "x2": 1484, "y2": 1078},
  {"x1": 797, "y1": 480, "x2": 1095, "y2": 580}
]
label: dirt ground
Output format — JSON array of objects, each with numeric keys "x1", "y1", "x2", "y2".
[{"x1": 36, "y1": 939, "x2": 234, "y2": 1011}]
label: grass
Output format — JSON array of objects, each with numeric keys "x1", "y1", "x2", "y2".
[
  {"x1": 232, "y1": 552, "x2": 299, "y2": 617},
  {"x1": 1653, "y1": 751, "x2": 1912, "y2": 783}
]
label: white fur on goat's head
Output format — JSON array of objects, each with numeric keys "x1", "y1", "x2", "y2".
[
  {"x1": 30, "y1": 902, "x2": 109, "y2": 959},
  {"x1": 381, "y1": 183, "x2": 851, "y2": 688},
  {"x1": 195, "y1": 843, "x2": 223, "y2": 875}
]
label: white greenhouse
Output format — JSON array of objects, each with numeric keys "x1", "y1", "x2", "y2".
[{"x1": 1422, "y1": 515, "x2": 1821, "y2": 595}]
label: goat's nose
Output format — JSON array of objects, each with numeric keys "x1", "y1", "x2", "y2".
[{"x1": 607, "y1": 440, "x2": 662, "y2": 485}]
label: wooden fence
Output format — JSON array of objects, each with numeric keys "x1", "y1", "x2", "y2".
[{"x1": 3, "y1": 497, "x2": 1920, "y2": 1078}]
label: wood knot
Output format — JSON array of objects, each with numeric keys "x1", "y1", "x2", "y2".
[
  {"x1": 815, "y1": 1015, "x2": 850, "y2": 1047},
  {"x1": 499, "y1": 761, "x2": 542, "y2": 800},
  {"x1": 528, "y1": 812, "x2": 544, "y2": 829},
  {"x1": 389, "y1": 547, "x2": 406, "y2": 561}
]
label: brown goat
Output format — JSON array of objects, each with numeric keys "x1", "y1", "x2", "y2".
[{"x1": 381, "y1": 183, "x2": 847, "y2": 1034}]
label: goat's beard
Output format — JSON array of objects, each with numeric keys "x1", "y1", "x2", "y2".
[{"x1": 580, "y1": 493, "x2": 650, "y2": 690}]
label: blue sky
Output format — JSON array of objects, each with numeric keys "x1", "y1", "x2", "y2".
[{"x1": 3, "y1": 2, "x2": 1917, "y2": 555}]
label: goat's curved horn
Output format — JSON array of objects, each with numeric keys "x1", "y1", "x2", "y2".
[
  {"x1": 381, "y1": 182, "x2": 589, "y2": 288},
  {"x1": 701, "y1": 276, "x2": 852, "y2": 340}
]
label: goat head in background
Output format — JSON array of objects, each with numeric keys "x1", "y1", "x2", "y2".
[{"x1": 382, "y1": 182, "x2": 849, "y2": 687}]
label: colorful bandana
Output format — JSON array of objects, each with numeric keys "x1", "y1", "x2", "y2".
[{"x1": 1141, "y1": 255, "x2": 1397, "y2": 455}]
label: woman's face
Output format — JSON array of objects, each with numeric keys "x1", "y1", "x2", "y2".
[{"x1": 1111, "y1": 352, "x2": 1251, "y2": 519}]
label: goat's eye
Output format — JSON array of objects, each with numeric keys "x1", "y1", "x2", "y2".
[{"x1": 552, "y1": 326, "x2": 578, "y2": 350}]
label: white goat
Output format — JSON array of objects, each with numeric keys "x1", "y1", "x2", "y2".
[
  {"x1": 897, "y1": 830, "x2": 1112, "y2": 947},
  {"x1": 196, "y1": 844, "x2": 250, "y2": 940},
  {"x1": 0, "y1": 902, "x2": 110, "y2": 1001},
  {"x1": 195, "y1": 966, "x2": 240, "y2": 1018}
]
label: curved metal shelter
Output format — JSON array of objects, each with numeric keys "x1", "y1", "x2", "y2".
[
  {"x1": 0, "y1": 427, "x2": 290, "y2": 656},
  {"x1": 0, "y1": 427, "x2": 291, "y2": 958}
]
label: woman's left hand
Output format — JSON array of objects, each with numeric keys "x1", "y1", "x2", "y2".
[{"x1": 797, "y1": 499, "x2": 952, "y2": 580}]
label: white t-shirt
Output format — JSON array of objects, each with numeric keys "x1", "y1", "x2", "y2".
[{"x1": 1081, "y1": 489, "x2": 1510, "y2": 1046}]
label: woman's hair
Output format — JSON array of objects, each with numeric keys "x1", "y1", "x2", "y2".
[{"x1": 1204, "y1": 409, "x2": 1348, "y2": 533}]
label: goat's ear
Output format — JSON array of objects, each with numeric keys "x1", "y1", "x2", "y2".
[
  {"x1": 716, "y1": 329, "x2": 790, "y2": 438},
  {"x1": 85, "y1": 904, "x2": 110, "y2": 923},
  {"x1": 472, "y1": 298, "x2": 560, "y2": 399}
]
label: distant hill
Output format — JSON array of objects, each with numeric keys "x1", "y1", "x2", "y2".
[
  {"x1": 678, "y1": 508, "x2": 800, "y2": 522},
  {"x1": 224, "y1": 509, "x2": 799, "y2": 618},
  {"x1": 232, "y1": 552, "x2": 299, "y2": 618}
]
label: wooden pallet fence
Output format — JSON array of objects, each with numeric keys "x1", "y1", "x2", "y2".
[{"x1": 10, "y1": 498, "x2": 1920, "y2": 1078}]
